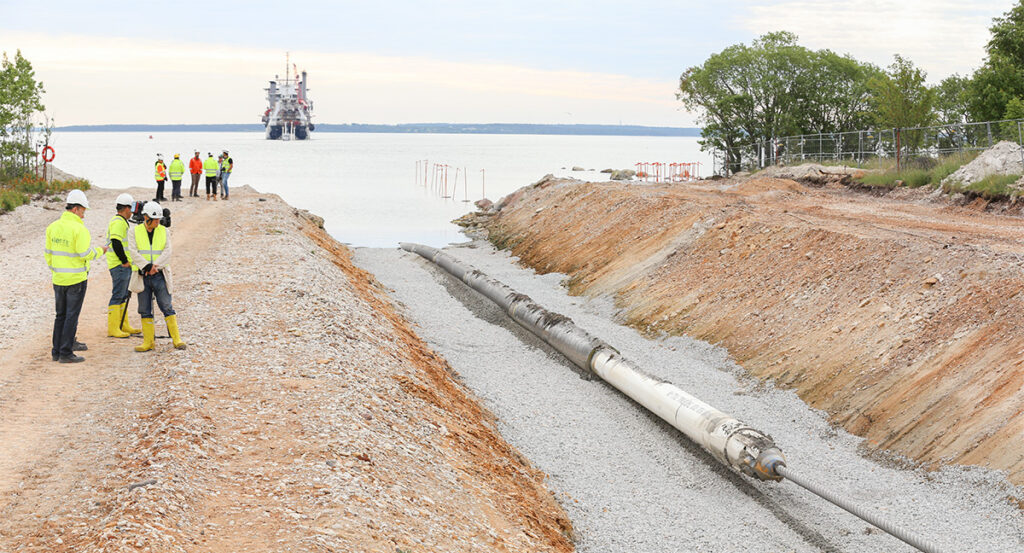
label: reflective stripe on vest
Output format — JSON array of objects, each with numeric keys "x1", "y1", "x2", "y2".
[
  {"x1": 44, "y1": 248, "x2": 94, "y2": 258},
  {"x1": 45, "y1": 211, "x2": 98, "y2": 285}
]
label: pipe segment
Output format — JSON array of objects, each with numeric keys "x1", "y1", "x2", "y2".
[{"x1": 400, "y1": 242, "x2": 785, "y2": 481}]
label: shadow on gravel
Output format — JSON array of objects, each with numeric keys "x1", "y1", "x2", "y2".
[{"x1": 416, "y1": 253, "x2": 848, "y2": 553}]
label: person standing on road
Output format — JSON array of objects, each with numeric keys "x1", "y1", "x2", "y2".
[
  {"x1": 130, "y1": 201, "x2": 186, "y2": 351},
  {"x1": 188, "y1": 151, "x2": 202, "y2": 197},
  {"x1": 220, "y1": 150, "x2": 233, "y2": 200},
  {"x1": 105, "y1": 193, "x2": 142, "y2": 339},
  {"x1": 168, "y1": 154, "x2": 186, "y2": 202},
  {"x1": 45, "y1": 189, "x2": 108, "y2": 363},
  {"x1": 154, "y1": 154, "x2": 168, "y2": 201},
  {"x1": 203, "y1": 152, "x2": 218, "y2": 200}
]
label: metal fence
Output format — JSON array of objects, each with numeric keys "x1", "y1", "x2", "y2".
[{"x1": 712, "y1": 119, "x2": 1024, "y2": 176}]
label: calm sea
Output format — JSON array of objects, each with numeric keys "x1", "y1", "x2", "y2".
[{"x1": 49, "y1": 132, "x2": 710, "y2": 247}]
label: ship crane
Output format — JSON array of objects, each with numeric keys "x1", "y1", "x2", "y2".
[{"x1": 262, "y1": 53, "x2": 314, "y2": 140}]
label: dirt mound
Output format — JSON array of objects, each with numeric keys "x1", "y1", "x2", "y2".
[
  {"x1": 483, "y1": 178, "x2": 1024, "y2": 486},
  {"x1": 944, "y1": 141, "x2": 1024, "y2": 185},
  {"x1": 730, "y1": 177, "x2": 806, "y2": 196}
]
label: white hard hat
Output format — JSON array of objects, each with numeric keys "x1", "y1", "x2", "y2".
[
  {"x1": 116, "y1": 193, "x2": 134, "y2": 206},
  {"x1": 66, "y1": 189, "x2": 90, "y2": 209},
  {"x1": 142, "y1": 201, "x2": 163, "y2": 219}
]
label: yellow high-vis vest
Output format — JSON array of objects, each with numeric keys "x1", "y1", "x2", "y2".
[
  {"x1": 169, "y1": 159, "x2": 185, "y2": 180},
  {"x1": 203, "y1": 156, "x2": 218, "y2": 177},
  {"x1": 134, "y1": 223, "x2": 167, "y2": 266},
  {"x1": 45, "y1": 211, "x2": 102, "y2": 286},
  {"x1": 105, "y1": 214, "x2": 135, "y2": 270}
]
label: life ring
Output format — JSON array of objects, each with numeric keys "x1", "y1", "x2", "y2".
[{"x1": 41, "y1": 145, "x2": 55, "y2": 163}]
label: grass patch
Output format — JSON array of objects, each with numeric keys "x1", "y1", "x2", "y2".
[
  {"x1": 944, "y1": 174, "x2": 1022, "y2": 200},
  {"x1": 0, "y1": 173, "x2": 91, "y2": 214},
  {"x1": 851, "y1": 152, "x2": 987, "y2": 193}
]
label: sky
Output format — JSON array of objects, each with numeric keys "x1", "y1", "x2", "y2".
[{"x1": 0, "y1": 0, "x2": 1017, "y2": 126}]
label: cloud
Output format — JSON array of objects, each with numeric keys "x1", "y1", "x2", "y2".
[
  {"x1": 735, "y1": 0, "x2": 1016, "y2": 81},
  {"x1": 1, "y1": 31, "x2": 694, "y2": 126}
]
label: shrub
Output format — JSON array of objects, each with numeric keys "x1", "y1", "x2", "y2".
[
  {"x1": 0, "y1": 173, "x2": 91, "y2": 214},
  {"x1": 945, "y1": 174, "x2": 1022, "y2": 200}
]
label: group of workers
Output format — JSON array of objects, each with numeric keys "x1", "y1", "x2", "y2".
[
  {"x1": 44, "y1": 189, "x2": 184, "y2": 363},
  {"x1": 154, "y1": 150, "x2": 233, "y2": 202}
]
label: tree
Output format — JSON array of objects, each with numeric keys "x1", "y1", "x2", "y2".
[
  {"x1": 678, "y1": 32, "x2": 880, "y2": 173},
  {"x1": 867, "y1": 55, "x2": 935, "y2": 129},
  {"x1": 0, "y1": 50, "x2": 46, "y2": 177},
  {"x1": 932, "y1": 75, "x2": 972, "y2": 148},
  {"x1": 967, "y1": 2, "x2": 1024, "y2": 122}
]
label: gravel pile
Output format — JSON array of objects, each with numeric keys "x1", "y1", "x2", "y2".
[
  {"x1": 355, "y1": 241, "x2": 1024, "y2": 553},
  {"x1": 943, "y1": 140, "x2": 1024, "y2": 185}
]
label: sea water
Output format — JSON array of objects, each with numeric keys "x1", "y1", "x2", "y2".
[{"x1": 49, "y1": 132, "x2": 710, "y2": 247}]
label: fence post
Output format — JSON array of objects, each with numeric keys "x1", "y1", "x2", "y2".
[
  {"x1": 987, "y1": 122, "x2": 993, "y2": 147},
  {"x1": 895, "y1": 128, "x2": 901, "y2": 173},
  {"x1": 1018, "y1": 121, "x2": 1023, "y2": 170}
]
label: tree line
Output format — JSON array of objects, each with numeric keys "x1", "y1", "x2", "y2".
[{"x1": 678, "y1": 3, "x2": 1024, "y2": 168}]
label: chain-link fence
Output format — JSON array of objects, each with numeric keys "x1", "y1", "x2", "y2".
[{"x1": 712, "y1": 119, "x2": 1024, "y2": 176}]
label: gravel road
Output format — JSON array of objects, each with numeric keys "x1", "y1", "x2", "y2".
[{"x1": 354, "y1": 240, "x2": 1023, "y2": 553}]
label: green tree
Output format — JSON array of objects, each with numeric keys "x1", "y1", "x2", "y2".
[
  {"x1": 967, "y1": 2, "x2": 1024, "y2": 122},
  {"x1": 867, "y1": 55, "x2": 934, "y2": 153},
  {"x1": 678, "y1": 32, "x2": 880, "y2": 173},
  {"x1": 0, "y1": 49, "x2": 46, "y2": 177},
  {"x1": 1000, "y1": 97, "x2": 1024, "y2": 139},
  {"x1": 933, "y1": 75, "x2": 971, "y2": 149}
]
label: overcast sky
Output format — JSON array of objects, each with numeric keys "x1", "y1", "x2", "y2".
[{"x1": 0, "y1": 0, "x2": 1016, "y2": 126}]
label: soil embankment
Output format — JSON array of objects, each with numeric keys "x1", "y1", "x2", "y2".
[
  {"x1": 477, "y1": 173, "x2": 1024, "y2": 485},
  {"x1": 0, "y1": 185, "x2": 572, "y2": 552}
]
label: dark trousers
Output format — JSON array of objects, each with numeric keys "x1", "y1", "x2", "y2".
[
  {"x1": 190, "y1": 173, "x2": 200, "y2": 196},
  {"x1": 138, "y1": 272, "x2": 175, "y2": 319},
  {"x1": 206, "y1": 176, "x2": 217, "y2": 195},
  {"x1": 109, "y1": 265, "x2": 131, "y2": 306},
  {"x1": 156, "y1": 179, "x2": 166, "y2": 200},
  {"x1": 171, "y1": 179, "x2": 182, "y2": 199},
  {"x1": 52, "y1": 280, "x2": 87, "y2": 358}
]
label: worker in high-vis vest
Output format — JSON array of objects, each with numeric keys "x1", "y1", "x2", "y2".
[
  {"x1": 220, "y1": 150, "x2": 233, "y2": 200},
  {"x1": 168, "y1": 154, "x2": 186, "y2": 202},
  {"x1": 154, "y1": 154, "x2": 168, "y2": 202},
  {"x1": 105, "y1": 193, "x2": 142, "y2": 339},
  {"x1": 45, "y1": 189, "x2": 108, "y2": 363},
  {"x1": 129, "y1": 201, "x2": 185, "y2": 351},
  {"x1": 203, "y1": 153, "x2": 219, "y2": 201}
]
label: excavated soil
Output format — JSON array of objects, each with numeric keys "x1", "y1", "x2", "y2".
[
  {"x1": 0, "y1": 185, "x2": 572, "y2": 552},
  {"x1": 480, "y1": 174, "x2": 1024, "y2": 486}
]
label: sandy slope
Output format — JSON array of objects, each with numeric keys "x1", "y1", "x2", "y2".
[{"x1": 0, "y1": 185, "x2": 572, "y2": 552}]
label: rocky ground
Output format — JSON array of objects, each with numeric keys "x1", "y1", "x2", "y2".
[
  {"x1": 0, "y1": 183, "x2": 572, "y2": 552},
  {"x1": 468, "y1": 170, "x2": 1024, "y2": 488}
]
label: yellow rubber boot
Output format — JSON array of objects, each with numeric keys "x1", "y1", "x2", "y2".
[
  {"x1": 135, "y1": 318, "x2": 155, "y2": 352},
  {"x1": 165, "y1": 314, "x2": 187, "y2": 350},
  {"x1": 107, "y1": 305, "x2": 130, "y2": 338},
  {"x1": 120, "y1": 302, "x2": 142, "y2": 335}
]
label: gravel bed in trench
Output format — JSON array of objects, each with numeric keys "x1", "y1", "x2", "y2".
[{"x1": 354, "y1": 240, "x2": 1024, "y2": 553}]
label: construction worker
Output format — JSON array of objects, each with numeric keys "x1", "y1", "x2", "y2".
[
  {"x1": 106, "y1": 193, "x2": 142, "y2": 338},
  {"x1": 154, "y1": 154, "x2": 168, "y2": 201},
  {"x1": 168, "y1": 154, "x2": 185, "y2": 202},
  {"x1": 130, "y1": 201, "x2": 185, "y2": 351},
  {"x1": 220, "y1": 150, "x2": 233, "y2": 200},
  {"x1": 45, "y1": 189, "x2": 108, "y2": 363},
  {"x1": 203, "y1": 152, "x2": 218, "y2": 200},
  {"x1": 188, "y1": 151, "x2": 202, "y2": 197}
]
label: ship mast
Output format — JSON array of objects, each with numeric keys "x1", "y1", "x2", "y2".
[{"x1": 284, "y1": 51, "x2": 290, "y2": 85}]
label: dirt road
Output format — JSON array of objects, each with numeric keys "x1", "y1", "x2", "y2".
[{"x1": 0, "y1": 186, "x2": 572, "y2": 552}]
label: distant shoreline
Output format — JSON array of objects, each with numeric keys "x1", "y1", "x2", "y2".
[{"x1": 55, "y1": 123, "x2": 701, "y2": 137}]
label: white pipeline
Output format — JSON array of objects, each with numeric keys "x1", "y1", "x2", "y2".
[{"x1": 399, "y1": 242, "x2": 784, "y2": 481}]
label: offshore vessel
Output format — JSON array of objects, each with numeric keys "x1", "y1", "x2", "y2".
[{"x1": 262, "y1": 55, "x2": 314, "y2": 140}]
